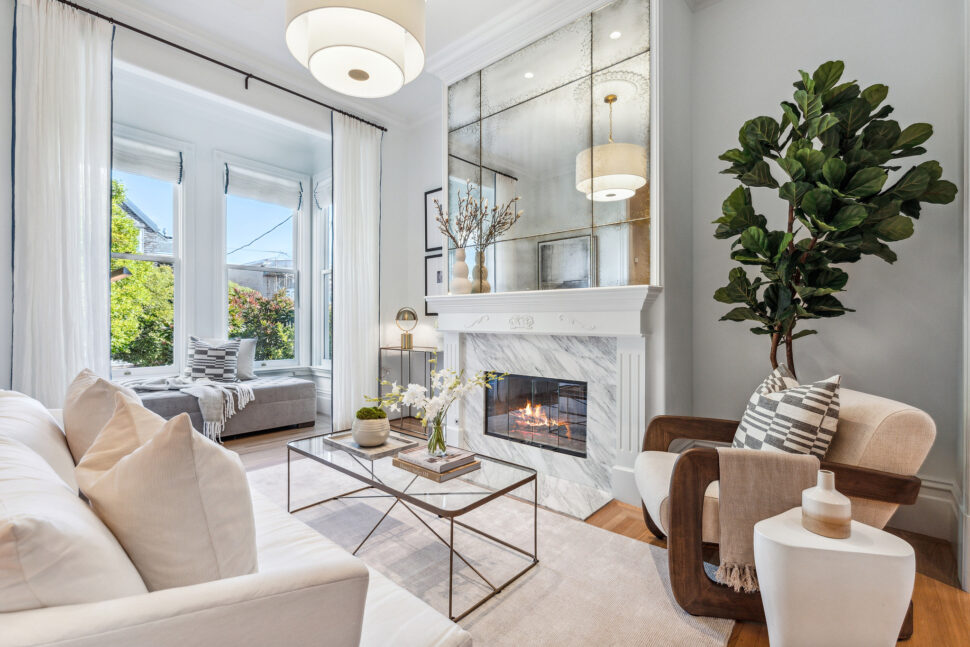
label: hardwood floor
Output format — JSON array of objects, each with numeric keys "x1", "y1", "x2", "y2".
[{"x1": 229, "y1": 424, "x2": 970, "y2": 645}]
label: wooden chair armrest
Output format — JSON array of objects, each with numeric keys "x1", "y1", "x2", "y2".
[
  {"x1": 643, "y1": 416, "x2": 740, "y2": 452},
  {"x1": 820, "y1": 461, "x2": 921, "y2": 505}
]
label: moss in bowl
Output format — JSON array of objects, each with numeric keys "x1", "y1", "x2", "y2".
[{"x1": 352, "y1": 407, "x2": 390, "y2": 447}]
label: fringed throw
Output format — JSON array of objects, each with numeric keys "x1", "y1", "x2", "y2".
[{"x1": 714, "y1": 562, "x2": 759, "y2": 594}]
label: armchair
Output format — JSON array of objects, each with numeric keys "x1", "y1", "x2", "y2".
[{"x1": 635, "y1": 388, "x2": 935, "y2": 640}]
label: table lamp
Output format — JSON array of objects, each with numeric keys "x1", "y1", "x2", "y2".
[{"x1": 395, "y1": 307, "x2": 418, "y2": 350}]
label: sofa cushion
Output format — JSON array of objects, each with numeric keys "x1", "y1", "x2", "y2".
[
  {"x1": 249, "y1": 490, "x2": 472, "y2": 647},
  {"x1": 0, "y1": 435, "x2": 147, "y2": 611},
  {"x1": 0, "y1": 391, "x2": 77, "y2": 491},
  {"x1": 634, "y1": 450, "x2": 720, "y2": 543},
  {"x1": 63, "y1": 369, "x2": 140, "y2": 462},
  {"x1": 80, "y1": 411, "x2": 258, "y2": 591},
  {"x1": 75, "y1": 394, "x2": 166, "y2": 488}
]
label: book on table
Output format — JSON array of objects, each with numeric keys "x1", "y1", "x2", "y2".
[
  {"x1": 392, "y1": 456, "x2": 481, "y2": 483},
  {"x1": 395, "y1": 446, "x2": 476, "y2": 473}
]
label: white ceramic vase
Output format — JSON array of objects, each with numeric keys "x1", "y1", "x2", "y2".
[
  {"x1": 801, "y1": 469, "x2": 852, "y2": 539},
  {"x1": 471, "y1": 250, "x2": 491, "y2": 294},
  {"x1": 351, "y1": 418, "x2": 390, "y2": 447},
  {"x1": 451, "y1": 248, "x2": 473, "y2": 295}
]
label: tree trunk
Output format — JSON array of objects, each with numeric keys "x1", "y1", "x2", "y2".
[
  {"x1": 769, "y1": 332, "x2": 780, "y2": 370},
  {"x1": 785, "y1": 330, "x2": 796, "y2": 378}
]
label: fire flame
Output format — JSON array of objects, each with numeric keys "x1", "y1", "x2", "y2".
[{"x1": 510, "y1": 401, "x2": 570, "y2": 439}]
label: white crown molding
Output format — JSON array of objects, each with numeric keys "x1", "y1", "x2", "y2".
[
  {"x1": 73, "y1": 0, "x2": 408, "y2": 130},
  {"x1": 425, "y1": 0, "x2": 610, "y2": 86}
]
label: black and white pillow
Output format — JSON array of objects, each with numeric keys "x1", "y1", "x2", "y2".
[
  {"x1": 732, "y1": 366, "x2": 841, "y2": 458},
  {"x1": 188, "y1": 337, "x2": 240, "y2": 382}
]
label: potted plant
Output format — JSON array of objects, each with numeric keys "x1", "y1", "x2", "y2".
[
  {"x1": 351, "y1": 406, "x2": 390, "y2": 447},
  {"x1": 713, "y1": 60, "x2": 957, "y2": 377},
  {"x1": 371, "y1": 365, "x2": 500, "y2": 456}
]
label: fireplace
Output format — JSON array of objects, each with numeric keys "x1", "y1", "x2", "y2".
[{"x1": 484, "y1": 373, "x2": 588, "y2": 458}]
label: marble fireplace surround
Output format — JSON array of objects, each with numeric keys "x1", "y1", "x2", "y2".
[{"x1": 426, "y1": 285, "x2": 661, "y2": 518}]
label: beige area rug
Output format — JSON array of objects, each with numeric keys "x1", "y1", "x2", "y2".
[{"x1": 248, "y1": 457, "x2": 734, "y2": 647}]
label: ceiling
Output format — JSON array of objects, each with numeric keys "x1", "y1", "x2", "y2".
[{"x1": 75, "y1": 0, "x2": 568, "y2": 127}]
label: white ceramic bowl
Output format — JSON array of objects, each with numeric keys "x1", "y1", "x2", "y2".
[{"x1": 352, "y1": 418, "x2": 390, "y2": 447}]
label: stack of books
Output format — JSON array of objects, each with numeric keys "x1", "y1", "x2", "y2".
[{"x1": 392, "y1": 446, "x2": 481, "y2": 482}]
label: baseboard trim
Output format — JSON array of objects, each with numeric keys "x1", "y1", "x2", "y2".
[{"x1": 885, "y1": 476, "x2": 960, "y2": 545}]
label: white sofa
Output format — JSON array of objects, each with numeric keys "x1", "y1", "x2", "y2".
[{"x1": 0, "y1": 409, "x2": 472, "y2": 647}]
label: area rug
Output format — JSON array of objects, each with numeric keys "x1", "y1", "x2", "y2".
[{"x1": 248, "y1": 458, "x2": 734, "y2": 646}]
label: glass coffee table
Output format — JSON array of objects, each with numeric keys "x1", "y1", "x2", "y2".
[{"x1": 287, "y1": 433, "x2": 539, "y2": 621}]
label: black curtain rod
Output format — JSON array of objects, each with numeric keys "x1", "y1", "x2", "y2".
[{"x1": 53, "y1": 0, "x2": 388, "y2": 132}]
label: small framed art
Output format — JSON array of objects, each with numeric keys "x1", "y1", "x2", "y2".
[
  {"x1": 425, "y1": 253, "x2": 445, "y2": 315},
  {"x1": 425, "y1": 187, "x2": 444, "y2": 252}
]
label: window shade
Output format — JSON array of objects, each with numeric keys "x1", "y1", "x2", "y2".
[
  {"x1": 225, "y1": 163, "x2": 303, "y2": 210},
  {"x1": 113, "y1": 137, "x2": 183, "y2": 184}
]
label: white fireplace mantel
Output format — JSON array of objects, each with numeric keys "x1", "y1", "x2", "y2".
[{"x1": 426, "y1": 285, "x2": 662, "y2": 338}]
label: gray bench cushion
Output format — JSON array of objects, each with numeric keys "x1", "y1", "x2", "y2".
[{"x1": 139, "y1": 378, "x2": 316, "y2": 438}]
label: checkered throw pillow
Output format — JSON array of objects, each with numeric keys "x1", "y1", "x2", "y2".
[
  {"x1": 188, "y1": 336, "x2": 240, "y2": 382},
  {"x1": 732, "y1": 366, "x2": 841, "y2": 458}
]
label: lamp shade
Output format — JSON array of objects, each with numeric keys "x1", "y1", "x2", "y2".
[
  {"x1": 575, "y1": 142, "x2": 647, "y2": 202},
  {"x1": 285, "y1": 0, "x2": 425, "y2": 98},
  {"x1": 395, "y1": 307, "x2": 418, "y2": 332}
]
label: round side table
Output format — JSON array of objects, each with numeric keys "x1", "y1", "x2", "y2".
[{"x1": 753, "y1": 507, "x2": 915, "y2": 647}]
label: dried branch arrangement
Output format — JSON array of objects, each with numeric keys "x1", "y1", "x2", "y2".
[{"x1": 434, "y1": 179, "x2": 523, "y2": 250}]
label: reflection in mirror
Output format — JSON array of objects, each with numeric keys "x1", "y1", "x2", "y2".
[
  {"x1": 592, "y1": 0, "x2": 651, "y2": 72},
  {"x1": 448, "y1": 72, "x2": 480, "y2": 131}
]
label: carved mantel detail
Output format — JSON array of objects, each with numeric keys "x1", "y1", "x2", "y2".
[
  {"x1": 558, "y1": 313, "x2": 596, "y2": 331},
  {"x1": 508, "y1": 315, "x2": 535, "y2": 330}
]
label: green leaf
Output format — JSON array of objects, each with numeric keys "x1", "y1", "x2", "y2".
[
  {"x1": 860, "y1": 84, "x2": 889, "y2": 109},
  {"x1": 812, "y1": 61, "x2": 845, "y2": 93},
  {"x1": 805, "y1": 114, "x2": 840, "y2": 140},
  {"x1": 776, "y1": 157, "x2": 805, "y2": 181},
  {"x1": 790, "y1": 329, "x2": 819, "y2": 341},
  {"x1": 920, "y1": 179, "x2": 958, "y2": 204},
  {"x1": 918, "y1": 160, "x2": 943, "y2": 181},
  {"x1": 844, "y1": 167, "x2": 888, "y2": 197},
  {"x1": 743, "y1": 116, "x2": 781, "y2": 154},
  {"x1": 862, "y1": 120, "x2": 901, "y2": 151},
  {"x1": 821, "y1": 158, "x2": 846, "y2": 188},
  {"x1": 831, "y1": 204, "x2": 868, "y2": 230},
  {"x1": 834, "y1": 98, "x2": 874, "y2": 135},
  {"x1": 794, "y1": 89, "x2": 822, "y2": 120},
  {"x1": 740, "y1": 226, "x2": 769, "y2": 254},
  {"x1": 719, "y1": 148, "x2": 753, "y2": 165},
  {"x1": 740, "y1": 160, "x2": 779, "y2": 188},
  {"x1": 802, "y1": 188, "x2": 833, "y2": 217},
  {"x1": 779, "y1": 181, "x2": 812, "y2": 207},
  {"x1": 780, "y1": 102, "x2": 801, "y2": 132},
  {"x1": 720, "y1": 307, "x2": 764, "y2": 323},
  {"x1": 803, "y1": 294, "x2": 852, "y2": 318},
  {"x1": 821, "y1": 82, "x2": 860, "y2": 110},
  {"x1": 888, "y1": 167, "x2": 932, "y2": 200},
  {"x1": 793, "y1": 147, "x2": 826, "y2": 179},
  {"x1": 874, "y1": 215, "x2": 914, "y2": 241},
  {"x1": 895, "y1": 123, "x2": 933, "y2": 149}
]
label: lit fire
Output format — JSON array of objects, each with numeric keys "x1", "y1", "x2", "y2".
[{"x1": 510, "y1": 401, "x2": 571, "y2": 439}]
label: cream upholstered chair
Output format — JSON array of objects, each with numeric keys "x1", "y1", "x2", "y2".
[{"x1": 634, "y1": 388, "x2": 935, "y2": 638}]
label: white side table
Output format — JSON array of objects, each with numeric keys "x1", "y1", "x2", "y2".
[{"x1": 753, "y1": 507, "x2": 915, "y2": 647}]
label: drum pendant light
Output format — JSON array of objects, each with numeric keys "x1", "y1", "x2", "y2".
[
  {"x1": 285, "y1": 0, "x2": 426, "y2": 99},
  {"x1": 575, "y1": 94, "x2": 647, "y2": 202}
]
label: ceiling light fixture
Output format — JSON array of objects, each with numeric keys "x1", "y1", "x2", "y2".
[
  {"x1": 524, "y1": 72, "x2": 534, "y2": 79},
  {"x1": 575, "y1": 94, "x2": 647, "y2": 202},
  {"x1": 610, "y1": 30, "x2": 622, "y2": 39},
  {"x1": 284, "y1": 0, "x2": 426, "y2": 99}
]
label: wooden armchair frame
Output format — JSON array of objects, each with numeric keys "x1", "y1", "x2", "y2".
[{"x1": 642, "y1": 415, "x2": 921, "y2": 640}]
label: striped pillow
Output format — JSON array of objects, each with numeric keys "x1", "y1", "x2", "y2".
[
  {"x1": 188, "y1": 337, "x2": 240, "y2": 383},
  {"x1": 732, "y1": 366, "x2": 841, "y2": 458}
]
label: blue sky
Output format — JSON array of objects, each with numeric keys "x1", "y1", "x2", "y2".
[{"x1": 112, "y1": 170, "x2": 294, "y2": 266}]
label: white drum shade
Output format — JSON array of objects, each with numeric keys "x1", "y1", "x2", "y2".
[
  {"x1": 575, "y1": 142, "x2": 647, "y2": 202},
  {"x1": 285, "y1": 0, "x2": 425, "y2": 98}
]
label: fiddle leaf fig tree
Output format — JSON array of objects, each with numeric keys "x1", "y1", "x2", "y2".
[{"x1": 714, "y1": 60, "x2": 957, "y2": 377}]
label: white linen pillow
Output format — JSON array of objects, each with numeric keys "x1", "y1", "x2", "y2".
[
  {"x1": 0, "y1": 390, "x2": 78, "y2": 490},
  {"x1": 63, "y1": 368, "x2": 140, "y2": 462},
  {"x1": 75, "y1": 393, "x2": 166, "y2": 487},
  {"x1": 79, "y1": 411, "x2": 258, "y2": 591},
  {"x1": 0, "y1": 436, "x2": 147, "y2": 612}
]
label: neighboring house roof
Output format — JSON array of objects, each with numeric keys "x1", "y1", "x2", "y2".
[
  {"x1": 243, "y1": 257, "x2": 293, "y2": 269},
  {"x1": 121, "y1": 199, "x2": 171, "y2": 239}
]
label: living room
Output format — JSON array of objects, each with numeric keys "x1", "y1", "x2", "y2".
[{"x1": 1, "y1": 0, "x2": 968, "y2": 645}]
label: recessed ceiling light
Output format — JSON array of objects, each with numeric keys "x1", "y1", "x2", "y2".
[
  {"x1": 524, "y1": 72, "x2": 534, "y2": 79},
  {"x1": 610, "y1": 31, "x2": 622, "y2": 39}
]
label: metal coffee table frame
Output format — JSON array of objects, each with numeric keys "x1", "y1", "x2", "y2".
[{"x1": 286, "y1": 439, "x2": 539, "y2": 621}]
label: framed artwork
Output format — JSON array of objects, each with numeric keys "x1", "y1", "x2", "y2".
[
  {"x1": 424, "y1": 187, "x2": 444, "y2": 252},
  {"x1": 425, "y1": 253, "x2": 445, "y2": 315},
  {"x1": 537, "y1": 235, "x2": 594, "y2": 290}
]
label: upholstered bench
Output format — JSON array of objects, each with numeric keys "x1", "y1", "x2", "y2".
[{"x1": 138, "y1": 377, "x2": 317, "y2": 439}]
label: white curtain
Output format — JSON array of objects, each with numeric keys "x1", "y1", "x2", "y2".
[
  {"x1": 12, "y1": 0, "x2": 114, "y2": 406},
  {"x1": 332, "y1": 113, "x2": 382, "y2": 430}
]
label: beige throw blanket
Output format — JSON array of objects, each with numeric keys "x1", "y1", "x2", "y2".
[{"x1": 715, "y1": 447, "x2": 819, "y2": 592}]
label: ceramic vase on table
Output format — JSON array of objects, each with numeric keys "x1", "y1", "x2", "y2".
[
  {"x1": 801, "y1": 469, "x2": 852, "y2": 538},
  {"x1": 451, "y1": 248, "x2": 473, "y2": 295},
  {"x1": 471, "y1": 250, "x2": 491, "y2": 294},
  {"x1": 351, "y1": 418, "x2": 390, "y2": 447}
]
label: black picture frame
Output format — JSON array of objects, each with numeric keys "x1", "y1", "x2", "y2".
[
  {"x1": 425, "y1": 253, "x2": 444, "y2": 316},
  {"x1": 424, "y1": 187, "x2": 444, "y2": 252}
]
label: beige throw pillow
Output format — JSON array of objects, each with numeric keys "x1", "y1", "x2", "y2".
[
  {"x1": 78, "y1": 411, "x2": 258, "y2": 591},
  {"x1": 63, "y1": 369, "x2": 140, "y2": 462},
  {"x1": 0, "y1": 391, "x2": 78, "y2": 491},
  {"x1": 0, "y1": 436, "x2": 147, "y2": 611},
  {"x1": 75, "y1": 394, "x2": 166, "y2": 487}
]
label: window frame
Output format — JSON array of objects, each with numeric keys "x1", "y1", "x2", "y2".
[
  {"x1": 109, "y1": 127, "x2": 187, "y2": 379},
  {"x1": 311, "y1": 176, "x2": 333, "y2": 368},
  {"x1": 218, "y1": 152, "x2": 312, "y2": 370}
]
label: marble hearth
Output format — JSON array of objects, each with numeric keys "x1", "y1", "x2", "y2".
[{"x1": 426, "y1": 285, "x2": 661, "y2": 519}]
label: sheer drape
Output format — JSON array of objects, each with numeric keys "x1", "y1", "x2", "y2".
[
  {"x1": 331, "y1": 114, "x2": 382, "y2": 430},
  {"x1": 12, "y1": 0, "x2": 114, "y2": 406}
]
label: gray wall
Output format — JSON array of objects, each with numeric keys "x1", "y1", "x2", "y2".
[
  {"x1": 690, "y1": 0, "x2": 966, "y2": 496},
  {"x1": 0, "y1": 0, "x2": 13, "y2": 389}
]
